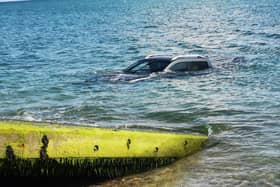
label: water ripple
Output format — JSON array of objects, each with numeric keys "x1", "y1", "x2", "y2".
[{"x1": 1, "y1": 0, "x2": 280, "y2": 186}]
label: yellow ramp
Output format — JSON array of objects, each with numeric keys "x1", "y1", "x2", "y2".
[{"x1": 0, "y1": 120, "x2": 208, "y2": 177}]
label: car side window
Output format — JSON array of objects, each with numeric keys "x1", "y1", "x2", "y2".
[
  {"x1": 169, "y1": 62, "x2": 188, "y2": 72},
  {"x1": 169, "y1": 61, "x2": 209, "y2": 72},
  {"x1": 149, "y1": 61, "x2": 170, "y2": 72}
]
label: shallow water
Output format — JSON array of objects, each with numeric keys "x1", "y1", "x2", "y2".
[{"x1": 0, "y1": 0, "x2": 280, "y2": 186}]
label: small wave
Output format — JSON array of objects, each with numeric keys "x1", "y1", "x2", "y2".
[
  {"x1": 128, "y1": 73, "x2": 159, "y2": 83},
  {"x1": 109, "y1": 73, "x2": 146, "y2": 83},
  {"x1": 144, "y1": 111, "x2": 197, "y2": 123},
  {"x1": 207, "y1": 125, "x2": 213, "y2": 136},
  {"x1": 212, "y1": 55, "x2": 250, "y2": 70},
  {"x1": 86, "y1": 69, "x2": 213, "y2": 84},
  {"x1": 143, "y1": 25, "x2": 158, "y2": 29},
  {"x1": 15, "y1": 109, "x2": 37, "y2": 121},
  {"x1": 85, "y1": 71, "x2": 149, "y2": 83},
  {"x1": 3, "y1": 109, "x2": 40, "y2": 122},
  {"x1": 241, "y1": 30, "x2": 255, "y2": 36},
  {"x1": 231, "y1": 56, "x2": 246, "y2": 63},
  {"x1": 145, "y1": 109, "x2": 252, "y2": 124},
  {"x1": 266, "y1": 33, "x2": 280, "y2": 39},
  {"x1": 22, "y1": 114, "x2": 36, "y2": 121}
]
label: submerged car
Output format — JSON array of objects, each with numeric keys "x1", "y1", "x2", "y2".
[{"x1": 123, "y1": 54, "x2": 212, "y2": 74}]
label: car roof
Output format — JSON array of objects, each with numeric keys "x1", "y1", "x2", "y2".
[
  {"x1": 145, "y1": 54, "x2": 173, "y2": 62},
  {"x1": 145, "y1": 54, "x2": 209, "y2": 62},
  {"x1": 171, "y1": 55, "x2": 208, "y2": 61}
]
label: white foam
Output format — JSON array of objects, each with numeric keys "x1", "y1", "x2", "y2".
[
  {"x1": 129, "y1": 73, "x2": 159, "y2": 83},
  {"x1": 22, "y1": 114, "x2": 36, "y2": 121},
  {"x1": 207, "y1": 125, "x2": 213, "y2": 136}
]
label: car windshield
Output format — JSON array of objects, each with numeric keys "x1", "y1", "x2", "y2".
[{"x1": 124, "y1": 59, "x2": 172, "y2": 74}]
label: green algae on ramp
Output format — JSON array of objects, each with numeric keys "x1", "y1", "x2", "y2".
[{"x1": 0, "y1": 120, "x2": 208, "y2": 176}]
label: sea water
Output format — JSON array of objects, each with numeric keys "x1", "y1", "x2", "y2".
[{"x1": 0, "y1": 0, "x2": 279, "y2": 186}]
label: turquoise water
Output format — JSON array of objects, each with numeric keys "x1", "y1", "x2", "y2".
[{"x1": 0, "y1": 0, "x2": 280, "y2": 186}]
